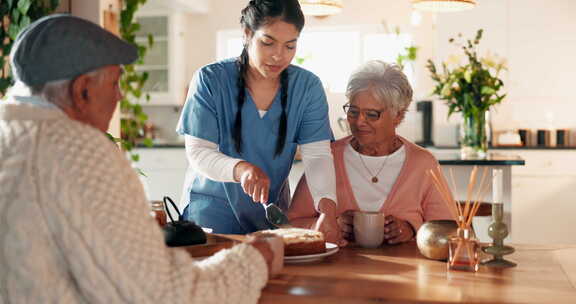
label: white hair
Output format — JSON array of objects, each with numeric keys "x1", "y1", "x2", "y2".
[
  {"x1": 346, "y1": 60, "x2": 413, "y2": 120},
  {"x1": 7, "y1": 68, "x2": 108, "y2": 108}
]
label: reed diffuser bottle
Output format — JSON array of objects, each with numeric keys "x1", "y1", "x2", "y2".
[
  {"x1": 448, "y1": 226, "x2": 479, "y2": 271},
  {"x1": 428, "y1": 166, "x2": 488, "y2": 273}
]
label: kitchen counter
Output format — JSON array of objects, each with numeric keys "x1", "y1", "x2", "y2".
[
  {"x1": 433, "y1": 152, "x2": 525, "y2": 166},
  {"x1": 136, "y1": 143, "x2": 185, "y2": 148},
  {"x1": 434, "y1": 145, "x2": 576, "y2": 150}
]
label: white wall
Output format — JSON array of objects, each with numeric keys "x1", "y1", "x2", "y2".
[{"x1": 434, "y1": 0, "x2": 576, "y2": 137}]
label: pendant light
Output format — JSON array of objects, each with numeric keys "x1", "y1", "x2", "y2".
[
  {"x1": 412, "y1": 0, "x2": 477, "y2": 12},
  {"x1": 299, "y1": 0, "x2": 343, "y2": 17}
]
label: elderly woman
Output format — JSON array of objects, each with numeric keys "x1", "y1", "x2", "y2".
[{"x1": 288, "y1": 60, "x2": 453, "y2": 245}]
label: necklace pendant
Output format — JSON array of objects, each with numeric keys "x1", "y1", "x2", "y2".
[{"x1": 371, "y1": 176, "x2": 378, "y2": 183}]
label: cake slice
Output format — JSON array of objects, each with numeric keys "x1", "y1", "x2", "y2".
[{"x1": 257, "y1": 228, "x2": 326, "y2": 256}]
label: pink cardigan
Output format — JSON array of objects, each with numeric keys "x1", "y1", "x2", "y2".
[{"x1": 288, "y1": 136, "x2": 454, "y2": 231}]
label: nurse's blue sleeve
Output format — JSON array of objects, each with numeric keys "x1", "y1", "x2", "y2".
[
  {"x1": 296, "y1": 76, "x2": 334, "y2": 145},
  {"x1": 176, "y1": 68, "x2": 220, "y2": 144}
]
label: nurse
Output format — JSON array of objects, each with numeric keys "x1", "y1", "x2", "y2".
[{"x1": 177, "y1": 0, "x2": 344, "y2": 244}]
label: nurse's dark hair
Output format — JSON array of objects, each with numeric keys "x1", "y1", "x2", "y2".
[{"x1": 234, "y1": 0, "x2": 305, "y2": 156}]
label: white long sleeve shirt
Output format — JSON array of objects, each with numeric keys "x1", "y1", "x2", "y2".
[{"x1": 185, "y1": 134, "x2": 336, "y2": 210}]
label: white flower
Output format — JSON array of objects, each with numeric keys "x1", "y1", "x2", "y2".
[{"x1": 445, "y1": 54, "x2": 463, "y2": 67}]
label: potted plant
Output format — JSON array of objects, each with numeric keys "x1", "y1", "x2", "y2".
[
  {"x1": 1, "y1": 0, "x2": 61, "y2": 97},
  {"x1": 426, "y1": 29, "x2": 506, "y2": 158}
]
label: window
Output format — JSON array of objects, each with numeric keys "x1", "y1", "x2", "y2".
[
  {"x1": 216, "y1": 26, "x2": 414, "y2": 93},
  {"x1": 363, "y1": 33, "x2": 415, "y2": 86},
  {"x1": 295, "y1": 31, "x2": 360, "y2": 93}
]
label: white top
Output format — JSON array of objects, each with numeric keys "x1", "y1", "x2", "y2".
[
  {"x1": 344, "y1": 143, "x2": 406, "y2": 212},
  {"x1": 0, "y1": 96, "x2": 268, "y2": 304}
]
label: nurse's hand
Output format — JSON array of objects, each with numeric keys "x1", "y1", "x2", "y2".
[
  {"x1": 313, "y1": 198, "x2": 347, "y2": 247},
  {"x1": 233, "y1": 161, "x2": 270, "y2": 203}
]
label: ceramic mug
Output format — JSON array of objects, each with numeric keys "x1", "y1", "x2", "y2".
[{"x1": 353, "y1": 211, "x2": 386, "y2": 248}]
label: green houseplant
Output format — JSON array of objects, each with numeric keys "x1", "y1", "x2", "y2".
[
  {"x1": 0, "y1": 0, "x2": 60, "y2": 97},
  {"x1": 118, "y1": 0, "x2": 154, "y2": 162},
  {"x1": 1, "y1": 1, "x2": 151, "y2": 166},
  {"x1": 427, "y1": 29, "x2": 506, "y2": 157}
]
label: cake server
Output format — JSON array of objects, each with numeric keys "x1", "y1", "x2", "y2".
[{"x1": 264, "y1": 202, "x2": 291, "y2": 228}]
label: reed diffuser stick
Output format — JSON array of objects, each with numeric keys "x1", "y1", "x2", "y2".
[
  {"x1": 428, "y1": 170, "x2": 459, "y2": 221},
  {"x1": 463, "y1": 166, "x2": 478, "y2": 220},
  {"x1": 449, "y1": 168, "x2": 464, "y2": 220}
]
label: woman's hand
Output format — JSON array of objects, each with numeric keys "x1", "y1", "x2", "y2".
[
  {"x1": 313, "y1": 199, "x2": 347, "y2": 247},
  {"x1": 337, "y1": 210, "x2": 354, "y2": 241},
  {"x1": 383, "y1": 215, "x2": 415, "y2": 244},
  {"x1": 233, "y1": 161, "x2": 270, "y2": 203}
]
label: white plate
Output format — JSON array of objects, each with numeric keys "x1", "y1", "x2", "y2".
[{"x1": 284, "y1": 242, "x2": 339, "y2": 264}]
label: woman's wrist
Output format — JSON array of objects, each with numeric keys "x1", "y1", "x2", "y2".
[{"x1": 233, "y1": 161, "x2": 249, "y2": 182}]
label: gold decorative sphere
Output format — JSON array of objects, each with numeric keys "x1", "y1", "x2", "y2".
[{"x1": 416, "y1": 220, "x2": 459, "y2": 260}]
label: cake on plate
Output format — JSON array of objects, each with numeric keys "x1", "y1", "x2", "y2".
[{"x1": 257, "y1": 228, "x2": 326, "y2": 256}]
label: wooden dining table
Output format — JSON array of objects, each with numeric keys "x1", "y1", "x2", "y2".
[{"x1": 259, "y1": 241, "x2": 576, "y2": 303}]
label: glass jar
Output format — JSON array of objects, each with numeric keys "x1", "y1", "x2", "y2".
[
  {"x1": 149, "y1": 200, "x2": 167, "y2": 227},
  {"x1": 448, "y1": 227, "x2": 479, "y2": 272}
]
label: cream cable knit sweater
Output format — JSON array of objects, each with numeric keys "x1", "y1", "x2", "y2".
[{"x1": 0, "y1": 98, "x2": 268, "y2": 303}]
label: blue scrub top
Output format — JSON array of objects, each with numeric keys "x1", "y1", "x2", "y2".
[{"x1": 176, "y1": 58, "x2": 333, "y2": 234}]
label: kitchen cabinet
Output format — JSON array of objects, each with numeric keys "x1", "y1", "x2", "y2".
[
  {"x1": 133, "y1": 148, "x2": 188, "y2": 204},
  {"x1": 135, "y1": 11, "x2": 187, "y2": 105},
  {"x1": 505, "y1": 150, "x2": 576, "y2": 245}
]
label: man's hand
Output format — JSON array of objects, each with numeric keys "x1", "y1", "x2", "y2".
[
  {"x1": 313, "y1": 198, "x2": 347, "y2": 246},
  {"x1": 233, "y1": 161, "x2": 270, "y2": 203},
  {"x1": 246, "y1": 234, "x2": 284, "y2": 278}
]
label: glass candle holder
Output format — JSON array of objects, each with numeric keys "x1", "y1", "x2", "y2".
[
  {"x1": 448, "y1": 228, "x2": 479, "y2": 272},
  {"x1": 149, "y1": 200, "x2": 167, "y2": 227}
]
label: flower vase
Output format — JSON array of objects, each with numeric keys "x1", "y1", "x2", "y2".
[{"x1": 460, "y1": 110, "x2": 490, "y2": 158}]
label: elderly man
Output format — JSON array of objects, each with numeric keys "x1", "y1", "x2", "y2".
[{"x1": 0, "y1": 15, "x2": 280, "y2": 303}]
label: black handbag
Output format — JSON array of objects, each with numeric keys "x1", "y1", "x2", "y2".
[{"x1": 162, "y1": 196, "x2": 207, "y2": 247}]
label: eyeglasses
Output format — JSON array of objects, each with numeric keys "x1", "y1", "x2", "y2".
[{"x1": 343, "y1": 104, "x2": 384, "y2": 122}]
